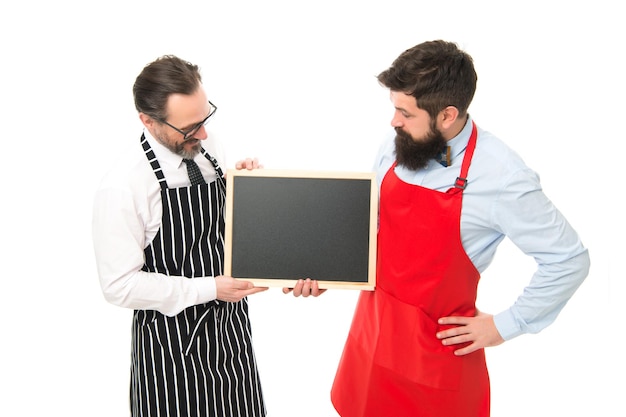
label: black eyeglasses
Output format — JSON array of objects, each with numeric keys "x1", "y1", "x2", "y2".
[{"x1": 157, "y1": 100, "x2": 217, "y2": 140}]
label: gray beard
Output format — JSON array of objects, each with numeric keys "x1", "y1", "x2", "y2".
[
  {"x1": 154, "y1": 131, "x2": 201, "y2": 159},
  {"x1": 177, "y1": 143, "x2": 201, "y2": 160}
]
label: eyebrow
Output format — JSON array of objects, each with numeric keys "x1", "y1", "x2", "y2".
[
  {"x1": 181, "y1": 108, "x2": 211, "y2": 130},
  {"x1": 395, "y1": 106, "x2": 412, "y2": 115},
  {"x1": 181, "y1": 121, "x2": 201, "y2": 131}
]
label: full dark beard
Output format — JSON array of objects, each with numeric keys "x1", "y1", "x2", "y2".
[{"x1": 394, "y1": 126, "x2": 447, "y2": 170}]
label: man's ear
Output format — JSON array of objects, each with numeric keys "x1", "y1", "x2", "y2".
[
  {"x1": 138, "y1": 112, "x2": 155, "y2": 129},
  {"x1": 438, "y1": 106, "x2": 459, "y2": 130}
]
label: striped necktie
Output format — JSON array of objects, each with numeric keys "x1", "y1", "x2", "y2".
[{"x1": 183, "y1": 159, "x2": 207, "y2": 186}]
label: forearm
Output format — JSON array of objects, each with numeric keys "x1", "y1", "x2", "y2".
[
  {"x1": 98, "y1": 267, "x2": 217, "y2": 317},
  {"x1": 92, "y1": 188, "x2": 217, "y2": 316},
  {"x1": 494, "y1": 249, "x2": 590, "y2": 340}
]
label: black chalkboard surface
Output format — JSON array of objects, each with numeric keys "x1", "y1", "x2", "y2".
[{"x1": 224, "y1": 169, "x2": 377, "y2": 290}]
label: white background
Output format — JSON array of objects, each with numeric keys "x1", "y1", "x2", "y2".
[{"x1": 1, "y1": 1, "x2": 623, "y2": 416}]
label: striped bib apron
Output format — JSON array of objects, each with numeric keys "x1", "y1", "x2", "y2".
[{"x1": 130, "y1": 135, "x2": 266, "y2": 417}]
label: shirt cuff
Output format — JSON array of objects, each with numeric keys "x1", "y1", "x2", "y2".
[
  {"x1": 195, "y1": 276, "x2": 217, "y2": 303},
  {"x1": 494, "y1": 309, "x2": 525, "y2": 341}
]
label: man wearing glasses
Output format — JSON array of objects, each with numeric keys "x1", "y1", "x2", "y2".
[{"x1": 92, "y1": 55, "x2": 268, "y2": 417}]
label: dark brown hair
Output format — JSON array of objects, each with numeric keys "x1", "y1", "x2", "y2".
[
  {"x1": 377, "y1": 40, "x2": 477, "y2": 119},
  {"x1": 133, "y1": 55, "x2": 203, "y2": 120}
]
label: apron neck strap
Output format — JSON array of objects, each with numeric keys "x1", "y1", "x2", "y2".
[{"x1": 448, "y1": 121, "x2": 477, "y2": 195}]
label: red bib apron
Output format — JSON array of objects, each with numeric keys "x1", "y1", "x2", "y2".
[{"x1": 331, "y1": 123, "x2": 489, "y2": 417}]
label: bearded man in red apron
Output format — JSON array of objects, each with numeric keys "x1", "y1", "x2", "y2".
[{"x1": 329, "y1": 40, "x2": 590, "y2": 416}]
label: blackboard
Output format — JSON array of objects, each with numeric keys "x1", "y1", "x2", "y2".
[{"x1": 224, "y1": 169, "x2": 377, "y2": 290}]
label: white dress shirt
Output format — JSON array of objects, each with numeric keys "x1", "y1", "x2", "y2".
[
  {"x1": 92, "y1": 129, "x2": 226, "y2": 316},
  {"x1": 373, "y1": 118, "x2": 590, "y2": 340}
]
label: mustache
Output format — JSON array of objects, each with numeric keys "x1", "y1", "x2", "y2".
[{"x1": 395, "y1": 127, "x2": 411, "y2": 139}]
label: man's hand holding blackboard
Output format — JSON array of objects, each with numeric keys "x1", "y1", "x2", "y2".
[
  {"x1": 215, "y1": 275, "x2": 268, "y2": 302},
  {"x1": 235, "y1": 157, "x2": 263, "y2": 170},
  {"x1": 282, "y1": 278, "x2": 326, "y2": 297}
]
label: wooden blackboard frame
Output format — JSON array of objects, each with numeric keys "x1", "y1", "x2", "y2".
[{"x1": 224, "y1": 169, "x2": 377, "y2": 290}]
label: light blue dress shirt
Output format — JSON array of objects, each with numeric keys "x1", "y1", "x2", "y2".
[{"x1": 373, "y1": 117, "x2": 590, "y2": 340}]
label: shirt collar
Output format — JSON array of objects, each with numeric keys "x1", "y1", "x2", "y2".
[
  {"x1": 143, "y1": 128, "x2": 186, "y2": 169},
  {"x1": 446, "y1": 115, "x2": 474, "y2": 164}
]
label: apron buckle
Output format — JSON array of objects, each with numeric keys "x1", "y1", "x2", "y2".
[{"x1": 454, "y1": 177, "x2": 468, "y2": 189}]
